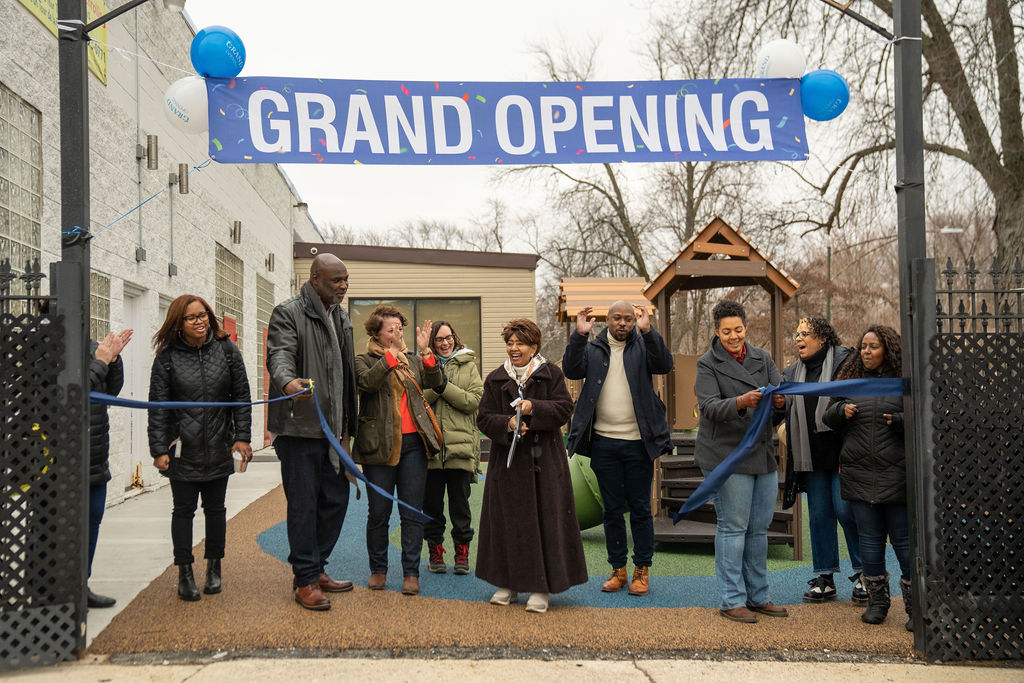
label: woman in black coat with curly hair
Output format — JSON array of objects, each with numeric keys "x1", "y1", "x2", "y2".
[
  {"x1": 823, "y1": 324, "x2": 910, "y2": 629},
  {"x1": 148, "y1": 294, "x2": 252, "y2": 602}
]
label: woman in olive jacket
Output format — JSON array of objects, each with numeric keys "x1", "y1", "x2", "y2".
[
  {"x1": 353, "y1": 305, "x2": 442, "y2": 596},
  {"x1": 422, "y1": 321, "x2": 483, "y2": 575},
  {"x1": 148, "y1": 295, "x2": 252, "y2": 602},
  {"x1": 823, "y1": 324, "x2": 910, "y2": 629}
]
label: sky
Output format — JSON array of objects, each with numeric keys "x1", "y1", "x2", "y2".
[{"x1": 183, "y1": 0, "x2": 661, "y2": 239}]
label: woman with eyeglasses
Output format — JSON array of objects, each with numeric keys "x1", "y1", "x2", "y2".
[
  {"x1": 148, "y1": 294, "x2": 252, "y2": 601},
  {"x1": 422, "y1": 321, "x2": 483, "y2": 576},
  {"x1": 780, "y1": 317, "x2": 865, "y2": 607}
]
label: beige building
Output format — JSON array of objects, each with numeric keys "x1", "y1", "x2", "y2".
[{"x1": 293, "y1": 243, "x2": 539, "y2": 373}]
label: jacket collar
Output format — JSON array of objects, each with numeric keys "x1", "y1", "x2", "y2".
[{"x1": 710, "y1": 337, "x2": 763, "y2": 388}]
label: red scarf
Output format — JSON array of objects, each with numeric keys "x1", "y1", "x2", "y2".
[{"x1": 728, "y1": 344, "x2": 747, "y2": 364}]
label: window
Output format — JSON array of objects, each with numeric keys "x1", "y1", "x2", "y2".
[
  {"x1": 255, "y1": 274, "x2": 274, "y2": 399},
  {"x1": 349, "y1": 298, "x2": 482, "y2": 369},
  {"x1": 215, "y1": 243, "x2": 244, "y2": 351},
  {"x1": 0, "y1": 82, "x2": 42, "y2": 296},
  {"x1": 90, "y1": 272, "x2": 110, "y2": 341}
]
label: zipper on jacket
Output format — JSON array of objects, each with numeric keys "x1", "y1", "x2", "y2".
[{"x1": 199, "y1": 346, "x2": 210, "y2": 464}]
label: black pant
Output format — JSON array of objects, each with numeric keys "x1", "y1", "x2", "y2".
[
  {"x1": 364, "y1": 434, "x2": 428, "y2": 577},
  {"x1": 589, "y1": 434, "x2": 655, "y2": 568},
  {"x1": 276, "y1": 435, "x2": 350, "y2": 587},
  {"x1": 170, "y1": 476, "x2": 229, "y2": 566},
  {"x1": 423, "y1": 468, "x2": 474, "y2": 546},
  {"x1": 849, "y1": 500, "x2": 911, "y2": 580}
]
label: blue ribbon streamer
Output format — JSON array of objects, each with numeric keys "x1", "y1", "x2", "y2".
[
  {"x1": 90, "y1": 386, "x2": 432, "y2": 523},
  {"x1": 673, "y1": 377, "x2": 907, "y2": 523}
]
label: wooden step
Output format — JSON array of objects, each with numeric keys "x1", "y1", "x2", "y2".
[{"x1": 653, "y1": 516, "x2": 795, "y2": 546}]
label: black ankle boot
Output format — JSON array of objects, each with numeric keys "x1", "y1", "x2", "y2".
[
  {"x1": 178, "y1": 564, "x2": 201, "y2": 601},
  {"x1": 204, "y1": 559, "x2": 222, "y2": 594},
  {"x1": 900, "y1": 578, "x2": 913, "y2": 631},
  {"x1": 860, "y1": 573, "x2": 890, "y2": 624}
]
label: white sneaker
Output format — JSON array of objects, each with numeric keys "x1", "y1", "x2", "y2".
[
  {"x1": 525, "y1": 592, "x2": 549, "y2": 613},
  {"x1": 490, "y1": 587, "x2": 517, "y2": 605}
]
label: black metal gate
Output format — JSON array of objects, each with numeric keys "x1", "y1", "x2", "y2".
[
  {"x1": 924, "y1": 257, "x2": 1024, "y2": 660},
  {"x1": 0, "y1": 259, "x2": 86, "y2": 671}
]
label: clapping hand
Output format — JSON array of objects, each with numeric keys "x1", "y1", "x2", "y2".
[
  {"x1": 576, "y1": 307, "x2": 595, "y2": 336},
  {"x1": 416, "y1": 319, "x2": 433, "y2": 354},
  {"x1": 634, "y1": 304, "x2": 651, "y2": 333}
]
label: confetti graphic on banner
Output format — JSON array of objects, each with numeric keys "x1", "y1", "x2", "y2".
[{"x1": 206, "y1": 76, "x2": 809, "y2": 166}]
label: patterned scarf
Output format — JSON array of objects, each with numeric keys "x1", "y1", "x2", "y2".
[{"x1": 503, "y1": 353, "x2": 547, "y2": 388}]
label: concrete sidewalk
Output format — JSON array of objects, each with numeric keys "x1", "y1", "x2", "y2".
[
  {"x1": 85, "y1": 450, "x2": 282, "y2": 647},
  {"x1": 14, "y1": 657, "x2": 1024, "y2": 682}
]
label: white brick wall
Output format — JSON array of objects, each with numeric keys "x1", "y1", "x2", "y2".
[{"x1": 2, "y1": 2, "x2": 322, "y2": 504}]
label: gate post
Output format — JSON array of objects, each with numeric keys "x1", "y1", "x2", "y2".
[{"x1": 909, "y1": 258, "x2": 935, "y2": 652}]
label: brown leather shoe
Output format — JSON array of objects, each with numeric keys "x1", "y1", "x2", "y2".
[
  {"x1": 294, "y1": 584, "x2": 330, "y2": 611},
  {"x1": 601, "y1": 567, "x2": 628, "y2": 592},
  {"x1": 719, "y1": 606, "x2": 758, "y2": 623},
  {"x1": 628, "y1": 566, "x2": 649, "y2": 596},
  {"x1": 747, "y1": 601, "x2": 789, "y2": 618},
  {"x1": 402, "y1": 576, "x2": 420, "y2": 595},
  {"x1": 318, "y1": 573, "x2": 354, "y2": 593},
  {"x1": 367, "y1": 573, "x2": 387, "y2": 590}
]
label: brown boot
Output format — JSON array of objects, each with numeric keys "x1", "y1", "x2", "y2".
[
  {"x1": 294, "y1": 584, "x2": 330, "y2": 611},
  {"x1": 367, "y1": 573, "x2": 387, "y2": 590},
  {"x1": 601, "y1": 567, "x2": 628, "y2": 592},
  {"x1": 402, "y1": 576, "x2": 420, "y2": 595},
  {"x1": 628, "y1": 566, "x2": 650, "y2": 596},
  {"x1": 318, "y1": 573, "x2": 353, "y2": 593}
]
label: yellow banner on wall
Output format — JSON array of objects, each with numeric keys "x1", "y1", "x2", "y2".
[{"x1": 18, "y1": 0, "x2": 109, "y2": 85}]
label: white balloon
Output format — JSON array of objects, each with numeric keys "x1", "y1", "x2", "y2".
[
  {"x1": 755, "y1": 39, "x2": 806, "y2": 79},
  {"x1": 163, "y1": 76, "x2": 209, "y2": 134}
]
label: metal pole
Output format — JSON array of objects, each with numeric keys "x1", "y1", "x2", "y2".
[
  {"x1": 893, "y1": 0, "x2": 931, "y2": 655},
  {"x1": 56, "y1": 0, "x2": 91, "y2": 654}
]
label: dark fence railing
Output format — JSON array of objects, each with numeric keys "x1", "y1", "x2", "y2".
[{"x1": 926, "y1": 257, "x2": 1023, "y2": 661}]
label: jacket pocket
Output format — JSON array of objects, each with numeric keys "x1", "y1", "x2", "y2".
[{"x1": 355, "y1": 416, "x2": 379, "y2": 454}]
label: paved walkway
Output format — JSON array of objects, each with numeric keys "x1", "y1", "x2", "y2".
[{"x1": 86, "y1": 452, "x2": 282, "y2": 646}]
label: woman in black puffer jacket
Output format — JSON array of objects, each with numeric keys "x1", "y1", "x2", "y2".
[
  {"x1": 148, "y1": 294, "x2": 252, "y2": 601},
  {"x1": 824, "y1": 324, "x2": 910, "y2": 629}
]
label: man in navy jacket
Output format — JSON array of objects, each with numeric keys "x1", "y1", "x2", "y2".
[{"x1": 563, "y1": 301, "x2": 673, "y2": 596}]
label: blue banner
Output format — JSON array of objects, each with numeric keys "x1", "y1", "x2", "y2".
[{"x1": 206, "y1": 76, "x2": 809, "y2": 166}]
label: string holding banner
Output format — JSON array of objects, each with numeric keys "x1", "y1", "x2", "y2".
[
  {"x1": 673, "y1": 377, "x2": 907, "y2": 523},
  {"x1": 206, "y1": 76, "x2": 810, "y2": 167}
]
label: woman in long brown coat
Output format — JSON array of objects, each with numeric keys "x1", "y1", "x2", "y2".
[{"x1": 475, "y1": 319, "x2": 587, "y2": 614}]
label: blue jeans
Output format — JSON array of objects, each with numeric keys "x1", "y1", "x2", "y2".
[
  {"x1": 364, "y1": 434, "x2": 428, "y2": 577},
  {"x1": 804, "y1": 470, "x2": 862, "y2": 575},
  {"x1": 849, "y1": 500, "x2": 911, "y2": 580},
  {"x1": 704, "y1": 469, "x2": 778, "y2": 610},
  {"x1": 276, "y1": 436, "x2": 350, "y2": 586},
  {"x1": 87, "y1": 483, "x2": 107, "y2": 577},
  {"x1": 589, "y1": 435, "x2": 654, "y2": 568}
]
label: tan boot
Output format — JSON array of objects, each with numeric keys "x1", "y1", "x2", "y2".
[
  {"x1": 628, "y1": 566, "x2": 649, "y2": 596},
  {"x1": 601, "y1": 567, "x2": 628, "y2": 592}
]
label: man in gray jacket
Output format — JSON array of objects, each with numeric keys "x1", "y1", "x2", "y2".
[{"x1": 267, "y1": 253, "x2": 358, "y2": 611}]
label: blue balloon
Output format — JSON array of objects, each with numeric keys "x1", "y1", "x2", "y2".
[
  {"x1": 190, "y1": 25, "x2": 246, "y2": 79},
  {"x1": 800, "y1": 70, "x2": 850, "y2": 121}
]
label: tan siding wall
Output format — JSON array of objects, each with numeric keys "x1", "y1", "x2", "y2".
[{"x1": 294, "y1": 257, "x2": 537, "y2": 372}]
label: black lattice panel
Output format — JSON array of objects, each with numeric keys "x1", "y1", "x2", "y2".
[
  {"x1": 1, "y1": 311, "x2": 85, "y2": 671},
  {"x1": 928, "y1": 332, "x2": 1023, "y2": 661}
]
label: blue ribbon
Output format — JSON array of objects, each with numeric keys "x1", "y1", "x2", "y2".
[
  {"x1": 673, "y1": 377, "x2": 907, "y2": 523},
  {"x1": 90, "y1": 386, "x2": 432, "y2": 523}
]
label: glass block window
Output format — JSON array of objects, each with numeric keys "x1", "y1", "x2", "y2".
[
  {"x1": 0, "y1": 81, "x2": 42, "y2": 295},
  {"x1": 215, "y1": 243, "x2": 244, "y2": 352},
  {"x1": 255, "y1": 274, "x2": 274, "y2": 399},
  {"x1": 90, "y1": 271, "x2": 111, "y2": 341}
]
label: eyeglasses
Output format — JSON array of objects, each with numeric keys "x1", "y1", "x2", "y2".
[
  {"x1": 184, "y1": 311, "x2": 209, "y2": 324},
  {"x1": 793, "y1": 331, "x2": 812, "y2": 340},
  {"x1": 435, "y1": 335, "x2": 455, "y2": 344}
]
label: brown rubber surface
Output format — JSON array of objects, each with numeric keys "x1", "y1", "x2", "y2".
[{"x1": 88, "y1": 486, "x2": 915, "y2": 657}]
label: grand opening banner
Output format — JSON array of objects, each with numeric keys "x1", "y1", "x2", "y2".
[{"x1": 206, "y1": 76, "x2": 809, "y2": 166}]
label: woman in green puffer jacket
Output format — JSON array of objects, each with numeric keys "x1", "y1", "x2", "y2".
[{"x1": 422, "y1": 321, "x2": 483, "y2": 575}]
